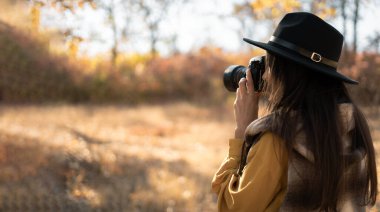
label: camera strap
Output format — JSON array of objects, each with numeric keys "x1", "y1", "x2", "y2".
[{"x1": 236, "y1": 133, "x2": 263, "y2": 177}]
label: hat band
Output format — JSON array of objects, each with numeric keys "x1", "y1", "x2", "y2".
[{"x1": 269, "y1": 36, "x2": 338, "y2": 68}]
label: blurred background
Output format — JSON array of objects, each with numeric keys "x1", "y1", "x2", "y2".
[{"x1": 0, "y1": 0, "x2": 379, "y2": 211}]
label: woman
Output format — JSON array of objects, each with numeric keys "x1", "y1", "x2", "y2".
[{"x1": 211, "y1": 12, "x2": 377, "y2": 211}]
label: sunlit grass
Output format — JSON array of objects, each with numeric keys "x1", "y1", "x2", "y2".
[
  {"x1": 0, "y1": 102, "x2": 379, "y2": 211},
  {"x1": 0, "y1": 102, "x2": 233, "y2": 211}
]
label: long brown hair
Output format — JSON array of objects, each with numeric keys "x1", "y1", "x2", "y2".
[{"x1": 265, "y1": 53, "x2": 377, "y2": 210}]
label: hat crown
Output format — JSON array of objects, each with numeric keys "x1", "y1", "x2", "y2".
[
  {"x1": 273, "y1": 12, "x2": 343, "y2": 62},
  {"x1": 242, "y1": 12, "x2": 358, "y2": 84}
]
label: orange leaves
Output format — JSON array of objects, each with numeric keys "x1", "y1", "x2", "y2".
[
  {"x1": 312, "y1": 1, "x2": 336, "y2": 19},
  {"x1": 250, "y1": 0, "x2": 301, "y2": 19},
  {"x1": 29, "y1": 1, "x2": 46, "y2": 32},
  {"x1": 78, "y1": 0, "x2": 97, "y2": 9},
  {"x1": 29, "y1": 0, "x2": 96, "y2": 34},
  {"x1": 30, "y1": 5, "x2": 41, "y2": 32},
  {"x1": 249, "y1": 0, "x2": 335, "y2": 20},
  {"x1": 67, "y1": 36, "x2": 84, "y2": 58},
  {"x1": 49, "y1": 0, "x2": 97, "y2": 13}
]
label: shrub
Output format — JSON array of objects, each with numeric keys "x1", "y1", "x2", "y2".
[{"x1": 340, "y1": 52, "x2": 380, "y2": 106}]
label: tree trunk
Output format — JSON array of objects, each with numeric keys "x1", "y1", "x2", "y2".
[
  {"x1": 352, "y1": 0, "x2": 360, "y2": 55},
  {"x1": 310, "y1": 1, "x2": 317, "y2": 13},
  {"x1": 150, "y1": 34, "x2": 157, "y2": 56},
  {"x1": 109, "y1": 0, "x2": 118, "y2": 69},
  {"x1": 149, "y1": 22, "x2": 158, "y2": 56},
  {"x1": 111, "y1": 17, "x2": 118, "y2": 68},
  {"x1": 340, "y1": 0, "x2": 348, "y2": 60}
]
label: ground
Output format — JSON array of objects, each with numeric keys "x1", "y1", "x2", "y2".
[{"x1": 0, "y1": 102, "x2": 379, "y2": 211}]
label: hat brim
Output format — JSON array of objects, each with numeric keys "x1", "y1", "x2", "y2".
[{"x1": 243, "y1": 38, "x2": 358, "y2": 84}]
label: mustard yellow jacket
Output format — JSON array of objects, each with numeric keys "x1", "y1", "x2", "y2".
[{"x1": 211, "y1": 132, "x2": 288, "y2": 212}]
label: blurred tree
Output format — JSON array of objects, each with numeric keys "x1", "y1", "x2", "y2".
[
  {"x1": 29, "y1": 0, "x2": 122, "y2": 66},
  {"x1": 94, "y1": 0, "x2": 121, "y2": 69},
  {"x1": 233, "y1": 0, "x2": 336, "y2": 35},
  {"x1": 338, "y1": 0, "x2": 348, "y2": 59},
  {"x1": 233, "y1": 2, "x2": 255, "y2": 46},
  {"x1": 250, "y1": 0, "x2": 301, "y2": 21},
  {"x1": 64, "y1": 30, "x2": 84, "y2": 58},
  {"x1": 91, "y1": 0, "x2": 139, "y2": 68},
  {"x1": 28, "y1": 0, "x2": 187, "y2": 60},
  {"x1": 352, "y1": 0, "x2": 360, "y2": 54},
  {"x1": 30, "y1": 1, "x2": 45, "y2": 32},
  {"x1": 108, "y1": 0, "x2": 119, "y2": 68},
  {"x1": 29, "y1": 0, "x2": 97, "y2": 51},
  {"x1": 310, "y1": 1, "x2": 336, "y2": 19},
  {"x1": 48, "y1": 0, "x2": 97, "y2": 11},
  {"x1": 367, "y1": 31, "x2": 380, "y2": 53},
  {"x1": 163, "y1": 34, "x2": 179, "y2": 55},
  {"x1": 330, "y1": 0, "x2": 379, "y2": 56},
  {"x1": 136, "y1": 0, "x2": 185, "y2": 56}
]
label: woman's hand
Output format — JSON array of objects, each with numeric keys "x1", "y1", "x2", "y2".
[{"x1": 234, "y1": 70, "x2": 260, "y2": 139}]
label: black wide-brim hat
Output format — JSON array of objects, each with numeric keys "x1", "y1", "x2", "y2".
[{"x1": 243, "y1": 12, "x2": 358, "y2": 84}]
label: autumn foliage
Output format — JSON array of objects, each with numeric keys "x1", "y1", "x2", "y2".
[
  {"x1": 340, "y1": 52, "x2": 380, "y2": 105},
  {"x1": 1, "y1": 1, "x2": 380, "y2": 211},
  {"x1": 1, "y1": 20, "x2": 380, "y2": 105},
  {"x1": 0, "y1": 21, "x2": 83, "y2": 103},
  {"x1": 0, "y1": 19, "x2": 254, "y2": 104}
]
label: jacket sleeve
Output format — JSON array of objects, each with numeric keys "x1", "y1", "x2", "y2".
[{"x1": 211, "y1": 132, "x2": 288, "y2": 212}]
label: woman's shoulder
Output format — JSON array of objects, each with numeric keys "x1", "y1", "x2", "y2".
[
  {"x1": 259, "y1": 131, "x2": 284, "y2": 144},
  {"x1": 245, "y1": 113, "x2": 277, "y2": 138},
  {"x1": 247, "y1": 131, "x2": 288, "y2": 163}
]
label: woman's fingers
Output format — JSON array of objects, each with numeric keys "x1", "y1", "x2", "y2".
[
  {"x1": 246, "y1": 70, "x2": 255, "y2": 93},
  {"x1": 238, "y1": 77, "x2": 247, "y2": 96},
  {"x1": 234, "y1": 75, "x2": 259, "y2": 139}
]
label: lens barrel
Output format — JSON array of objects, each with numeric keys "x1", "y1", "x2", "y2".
[{"x1": 223, "y1": 65, "x2": 247, "y2": 92}]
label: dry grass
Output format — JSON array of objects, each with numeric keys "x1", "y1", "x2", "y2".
[
  {"x1": 0, "y1": 102, "x2": 233, "y2": 211},
  {"x1": 0, "y1": 102, "x2": 379, "y2": 211}
]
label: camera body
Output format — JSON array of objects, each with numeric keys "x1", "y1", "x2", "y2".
[{"x1": 223, "y1": 55, "x2": 266, "y2": 92}]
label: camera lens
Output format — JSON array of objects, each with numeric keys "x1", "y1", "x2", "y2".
[
  {"x1": 223, "y1": 55, "x2": 266, "y2": 92},
  {"x1": 223, "y1": 65, "x2": 247, "y2": 92}
]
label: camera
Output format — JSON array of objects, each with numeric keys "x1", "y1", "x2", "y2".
[{"x1": 223, "y1": 55, "x2": 266, "y2": 92}]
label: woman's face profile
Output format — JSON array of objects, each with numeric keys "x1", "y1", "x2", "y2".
[
  {"x1": 263, "y1": 52, "x2": 272, "y2": 84},
  {"x1": 263, "y1": 64, "x2": 271, "y2": 83},
  {"x1": 262, "y1": 55, "x2": 275, "y2": 94}
]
